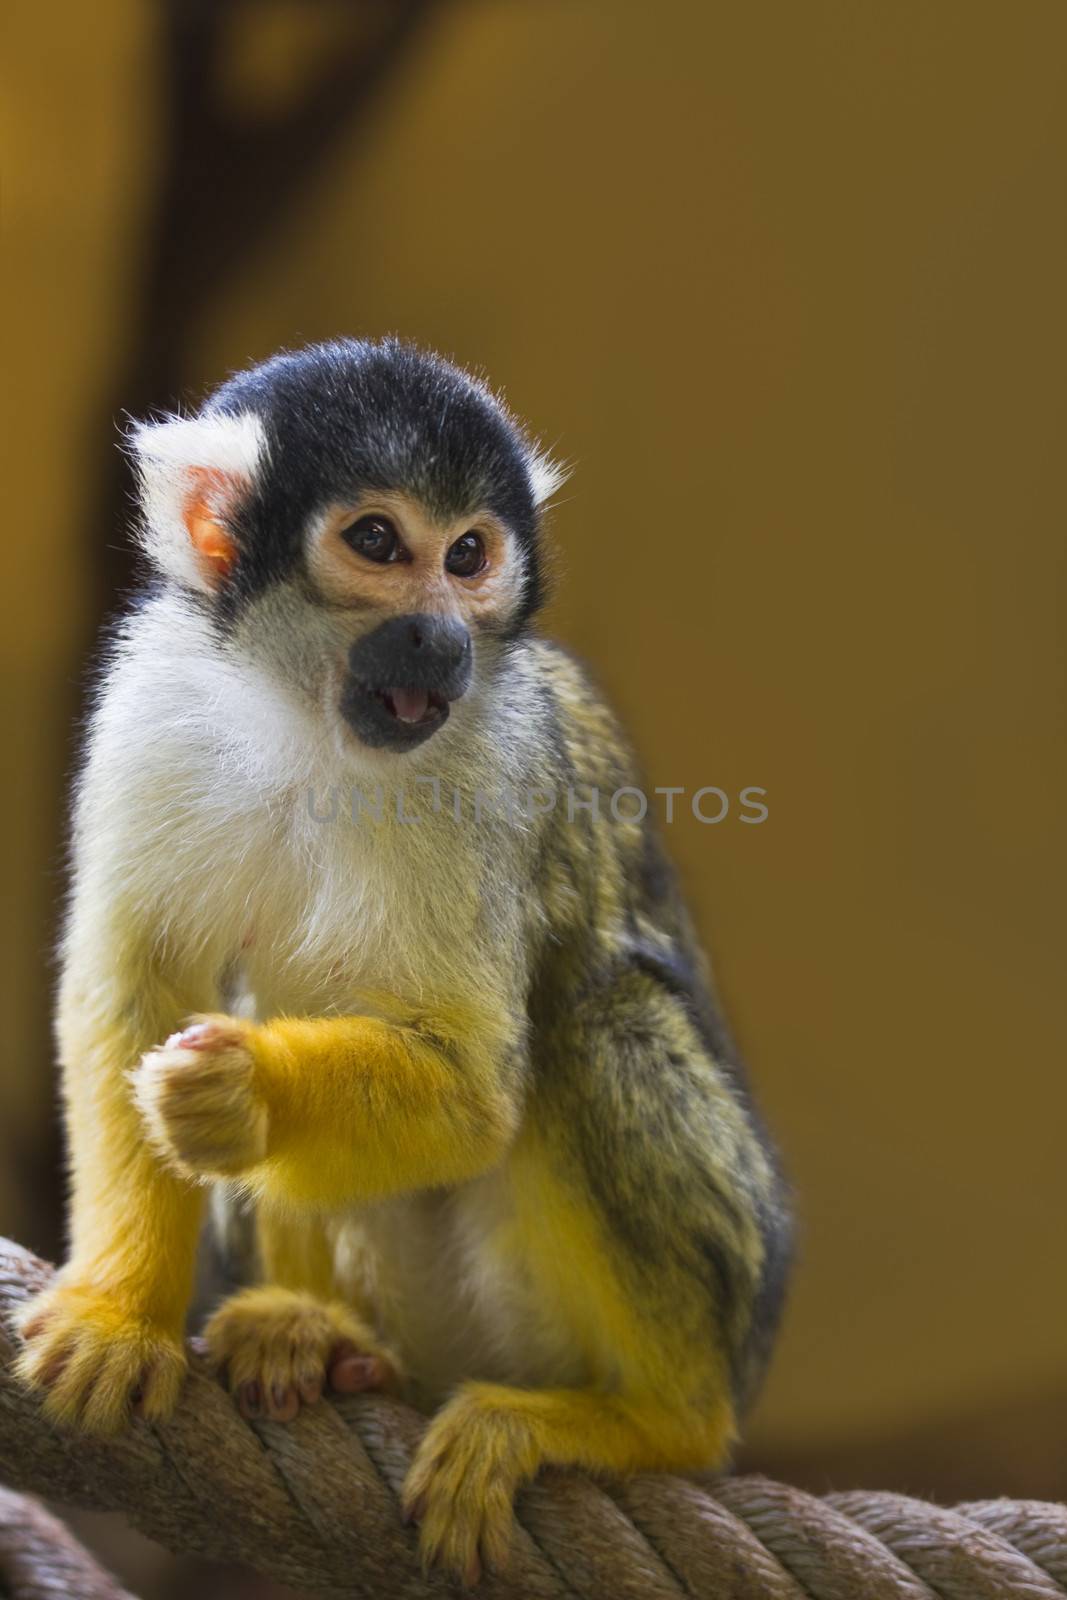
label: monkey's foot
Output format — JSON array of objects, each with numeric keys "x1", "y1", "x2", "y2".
[
  {"x1": 13, "y1": 1278, "x2": 185, "y2": 1434},
  {"x1": 203, "y1": 1286, "x2": 402, "y2": 1422},
  {"x1": 132, "y1": 1015, "x2": 267, "y2": 1179},
  {"x1": 403, "y1": 1384, "x2": 536, "y2": 1586}
]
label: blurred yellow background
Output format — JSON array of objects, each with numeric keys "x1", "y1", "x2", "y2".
[{"x1": 5, "y1": 1, "x2": 1066, "y2": 1593}]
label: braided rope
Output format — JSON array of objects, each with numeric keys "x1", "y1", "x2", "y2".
[
  {"x1": 0, "y1": 1239, "x2": 1063, "y2": 1599},
  {"x1": 0, "y1": 1487, "x2": 136, "y2": 1600}
]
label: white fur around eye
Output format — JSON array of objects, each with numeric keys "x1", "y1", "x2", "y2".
[{"x1": 128, "y1": 412, "x2": 267, "y2": 593}]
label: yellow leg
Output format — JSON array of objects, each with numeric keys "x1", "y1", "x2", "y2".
[
  {"x1": 256, "y1": 1202, "x2": 383, "y2": 1336},
  {"x1": 255, "y1": 1206, "x2": 337, "y2": 1298},
  {"x1": 16, "y1": 971, "x2": 205, "y2": 1434},
  {"x1": 403, "y1": 1381, "x2": 736, "y2": 1584},
  {"x1": 203, "y1": 1207, "x2": 401, "y2": 1422}
]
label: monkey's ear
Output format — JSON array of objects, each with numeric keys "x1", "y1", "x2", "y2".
[
  {"x1": 126, "y1": 412, "x2": 266, "y2": 593},
  {"x1": 526, "y1": 445, "x2": 570, "y2": 510}
]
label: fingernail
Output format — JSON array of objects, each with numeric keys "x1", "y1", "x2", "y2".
[{"x1": 244, "y1": 1381, "x2": 261, "y2": 1416}]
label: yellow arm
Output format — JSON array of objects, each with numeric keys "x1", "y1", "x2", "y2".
[
  {"x1": 250, "y1": 999, "x2": 521, "y2": 1207},
  {"x1": 135, "y1": 993, "x2": 524, "y2": 1209}
]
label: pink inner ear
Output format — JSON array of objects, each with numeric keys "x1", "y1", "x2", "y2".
[{"x1": 184, "y1": 467, "x2": 240, "y2": 583}]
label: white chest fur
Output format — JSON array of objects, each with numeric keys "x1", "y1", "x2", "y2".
[{"x1": 84, "y1": 595, "x2": 544, "y2": 1015}]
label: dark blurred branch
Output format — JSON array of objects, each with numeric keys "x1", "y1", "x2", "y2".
[{"x1": 95, "y1": 0, "x2": 439, "y2": 606}]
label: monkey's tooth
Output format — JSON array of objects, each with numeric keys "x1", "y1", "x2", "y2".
[{"x1": 388, "y1": 687, "x2": 431, "y2": 723}]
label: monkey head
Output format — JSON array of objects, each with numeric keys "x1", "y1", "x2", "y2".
[{"x1": 128, "y1": 339, "x2": 565, "y2": 756}]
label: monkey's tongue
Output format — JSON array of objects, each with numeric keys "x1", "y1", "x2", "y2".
[{"x1": 386, "y1": 687, "x2": 432, "y2": 723}]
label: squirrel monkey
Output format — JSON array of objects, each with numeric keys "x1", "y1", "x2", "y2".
[{"x1": 16, "y1": 340, "x2": 792, "y2": 1584}]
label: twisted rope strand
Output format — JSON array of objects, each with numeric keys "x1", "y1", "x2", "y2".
[
  {"x1": 827, "y1": 1491, "x2": 1064, "y2": 1600},
  {"x1": 0, "y1": 1487, "x2": 137, "y2": 1600},
  {"x1": 0, "y1": 1240, "x2": 1063, "y2": 1599}
]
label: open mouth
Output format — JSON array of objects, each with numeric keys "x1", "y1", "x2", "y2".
[
  {"x1": 340, "y1": 676, "x2": 455, "y2": 750},
  {"x1": 374, "y1": 686, "x2": 448, "y2": 726}
]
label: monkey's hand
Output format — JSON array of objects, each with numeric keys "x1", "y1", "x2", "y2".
[
  {"x1": 13, "y1": 1278, "x2": 186, "y2": 1434},
  {"x1": 132, "y1": 1016, "x2": 268, "y2": 1181},
  {"x1": 204, "y1": 1286, "x2": 402, "y2": 1421}
]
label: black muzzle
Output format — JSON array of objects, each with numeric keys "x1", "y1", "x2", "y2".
[{"x1": 340, "y1": 613, "x2": 472, "y2": 750}]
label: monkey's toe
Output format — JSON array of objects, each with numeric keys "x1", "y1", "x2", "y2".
[
  {"x1": 403, "y1": 1386, "x2": 532, "y2": 1584},
  {"x1": 204, "y1": 1286, "x2": 401, "y2": 1425}
]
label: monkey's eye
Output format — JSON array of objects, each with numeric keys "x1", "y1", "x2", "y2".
[
  {"x1": 445, "y1": 532, "x2": 487, "y2": 578},
  {"x1": 341, "y1": 514, "x2": 405, "y2": 563}
]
